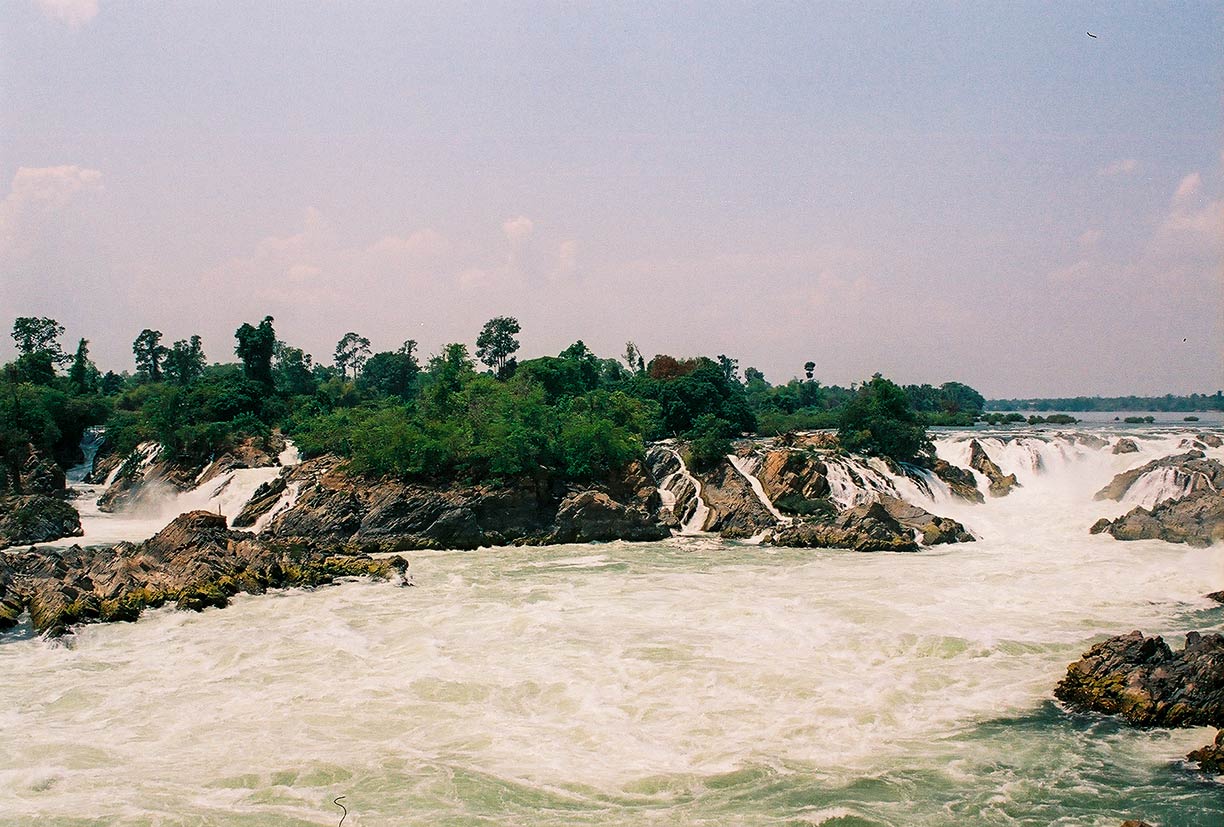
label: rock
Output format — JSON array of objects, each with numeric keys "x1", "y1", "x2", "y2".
[
  {"x1": 1088, "y1": 517, "x2": 1111, "y2": 535},
  {"x1": 755, "y1": 449, "x2": 831, "y2": 511},
  {"x1": 696, "y1": 458, "x2": 778, "y2": 539},
  {"x1": 1206, "y1": 591, "x2": 1224, "y2": 604},
  {"x1": 265, "y1": 455, "x2": 667, "y2": 550},
  {"x1": 1187, "y1": 729, "x2": 1224, "y2": 774},
  {"x1": 1093, "y1": 451, "x2": 1223, "y2": 502},
  {"x1": 20, "y1": 453, "x2": 66, "y2": 495},
  {"x1": 1119, "y1": 822, "x2": 1154, "y2": 827},
  {"x1": 1073, "y1": 433, "x2": 1110, "y2": 450},
  {"x1": 196, "y1": 434, "x2": 288, "y2": 485},
  {"x1": 874, "y1": 495, "x2": 974, "y2": 545},
  {"x1": 1112, "y1": 438, "x2": 1140, "y2": 455},
  {"x1": 231, "y1": 475, "x2": 288, "y2": 528},
  {"x1": 776, "y1": 431, "x2": 840, "y2": 450},
  {"x1": 967, "y1": 440, "x2": 1020, "y2": 497},
  {"x1": 771, "y1": 500, "x2": 919, "y2": 552},
  {"x1": 1179, "y1": 439, "x2": 1207, "y2": 450},
  {"x1": 1097, "y1": 489, "x2": 1224, "y2": 547},
  {"x1": 928, "y1": 458, "x2": 985, "y2": 504},
  {"x1": 1197, "y1": 433, "x2": 1223, "y2": 448},
  {"x1": 1054, "y1": 630, "x2": 1224, "y2": 728},
  {"x1": 0, "y1": 495, "x2": 82, "y2": 549},
  {"x1": 0, "y1": 510, "x2": 407, "y2": 636}
]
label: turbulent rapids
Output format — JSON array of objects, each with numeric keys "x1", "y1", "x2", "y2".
[{"x1": 1, "y1": 426, "x2": 1222, "y2": 825}]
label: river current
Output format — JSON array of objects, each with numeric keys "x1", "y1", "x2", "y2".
[{"x1": 1, "y1": 429, "x2": 1221, "y2": 825}]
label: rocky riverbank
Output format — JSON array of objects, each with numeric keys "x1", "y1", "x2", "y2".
[
  {"x1": 0, "y1": 510, "x2": 406, "y2": 636},
  {"x1": 1090, "y1": 452, "x2": 1224, "y2": 547},
  {"x1": 0, "y1": 451, "x2": 82, "y2": 549}
]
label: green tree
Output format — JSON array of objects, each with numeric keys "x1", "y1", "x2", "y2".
[
  {"x1": 235, "y1": 316, "x2": 276, "y2": 386},
  {"x1": 837, "y1": 374, "x2": 931, "y2": 463},
  {"x1": 12, "y1": 316, "x2": 67, "y2": 363},
  {"x1": 804, "y1": 361, "x2": 816, "y2": 380},
  {"x1": 360, "y1": 340, "x2": 420, "y2": 399},
  {"x1": 164, "y1": 335, "x2": 206, "y2": 386},
  {"x1": 67, "y1": 338, "x2": 100, "y2": 393},
  {"x1": 334, "y1": 332, "x2": 372, "y2": 379},
  {"x1": 475, "y1": 316, "x2": 521, "y2": 376},
  {"x1": 132, "y1": 329, "x2": 169, "y2": 382},
  {"x1": 273, "y1": 342, "x2": 316, "y2": 396}
]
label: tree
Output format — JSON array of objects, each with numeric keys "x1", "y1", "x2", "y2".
[
  {"x1": 623, "y1": 341, "x2": 645, "y2": 374},
  {"x1": 334, "y1": 332, "x2": 372, "y2": 379},
  {"x1": 164, "y1": 335, "x2": 206, "y2": 386},
  {"x1": 360, "y1": 340, "x2": 420, "y2": 399},
  {"x1": 132, "y1": 329, "x2": 169, "y2": 382},
  {"x1": 475, "y1": 316, "x2": 521, "y2": 375},
  {"x1": 235, "y1": 316, "x2": 276, "y2": 386},
  {"x1": 717, "y1": 354, "x2": 740, "y2": 385},
  {"x1": 67, "y1": 338, "x2": 100, "y2": 394},
  {"x1": 273, "y1": 342, "x2": 316, "y2": 396},
  {"x1": 837, "y1": 374, "x2": 931, "y2": 463},
  {"x1": 12, "y1": 317, "x2": 67, "y2": 363},
  {"x1": 804, "y1": 361, "x2": 816, "y2": 380}
]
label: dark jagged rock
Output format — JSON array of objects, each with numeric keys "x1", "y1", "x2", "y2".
[
  {"x1": 771, "y1": 499, "x2": 919, "y2": 552},
  {"x1": 1093, "y1": 451, "x2": 1222, "y2": 502},
  {"x1": 1119, "y1": 821, "x2": 1154, "y2": 827},
  {"x1": 967, "y1": 440, "x2": 1019, "y2": 497},
  {"x1": 1206, "y1": 591, "x2": 1224, "y2": 604},
  {"x1": 265, "y1": 456, "x2": 667, "y2": 551},
  {"x1": 1073, "y1": 433, "x2": 1110, "y2": 450},
  {"x1": 874, "y1": 495, "x2": 974, "y2": 545},
  {"x1": 696, "y1": 458, "x2": 778, "y2": 539},
  {"x1": 1180, "y1": 438, "x2": 1208, "y2": 450},
  {"x1": 1197, "y1": 433, "x2": 1223, "y2": 448},
  {"x1": 20, "y1": 453, "x2": 66, "y2": 495},
  {"x1": 0, "y1": 495, "x2": 82, "y2": 549},
  {"x1": 1055, "y1": 630, "x2": 1224, "y2": 728},
  {"x1": 1096, "y1": 489, "x2": 1224, "y2": 548},
  {"x1": 231, "y1": 475, "x2": 289, "y2": 528},
  {"x1": 1088, "y1": 517, "x2": 1111, "y2": 535},
  {"x1": 755, "y1": 449, "x2": 831, "y2": 511},
  {"x1": 548, "y1": 490, "x2": 667, "y2": 543},
  {"x1": 1112, "y1": 438, "x2": 1140, "y2": 455},
  {"x1": 928, "y1": 458, "x2": 985, "y2": 504},
  {"x1": 1187, "y1": 729, "x2": 1224, "y2": 774},
  {"x1": 0, "y1": 510, "x2": 406, "y2": 636}
]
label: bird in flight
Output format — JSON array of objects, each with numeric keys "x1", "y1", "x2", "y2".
[{"x1": 1087, "y1": 32, "x2": 1097, "y2": 38}]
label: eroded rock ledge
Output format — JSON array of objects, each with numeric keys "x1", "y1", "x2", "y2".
[
  {"x1": 1055, "y1": 630, "x2": 1224, "y2": 775},
  {"x1": 0, "y1": 511, "x2": 406, "y2": 636}
]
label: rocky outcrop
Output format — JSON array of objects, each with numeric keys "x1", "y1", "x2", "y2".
[
  {"x1": 1187, "y1": 729, "x2": 1224, "y2": 774},
  {"x1": 0, "y1": 495, "x2": 82, "y2": 549},
  {"x1": 1112, "y1": 438, "x2": 1139, "y2": 455},
  {"x1": 1094, "y1": 490, "x2": 1224, "y2": 547},
  {"x1": 231, "y1": 476, "x2": 289, "y2": 528},
  {"x1": 1093, "y1": 451, "x2": 1223, "y2": 502},
  {"x1": 755, "y1": 449, "x2": 831, "y2": 511},
  {"x1": 264, "y1": 455, "x2": 668, "y2": 551},
  {"x1": 19, "y1": 453, "x2": 66, "y2": 495},
  {"x1": 1198, "y1": 433, "x2": 1223, "y2": 448},
  {"x1": 1055, "y1": 630, "x2": 1224, "y2": 728},
  {"x1": 770, "y1": 495, "x2": 972, "y2": 552},
  {"x1": 696, "y1": 458, "x2": 778, "y2": 539},
  {"x1": 967, "y1": 440, "x2": 1019, "y2": 497},
  {"x1": 928, "y1": 458, "x2": 985, "y2": 503},
  {"x1": 0, "y1": 510, "x2": 406, "y2": 636}
]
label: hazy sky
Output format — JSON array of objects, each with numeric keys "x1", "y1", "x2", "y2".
[{"x1": 2, "y1": 2, "x2": 1220, "y2": 396}]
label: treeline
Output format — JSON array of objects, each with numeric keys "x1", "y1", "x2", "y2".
[
  {"x1": 2, "y1": 314, "x2": 993, "y2": 488},
  {"x1": 986, "y1": 394, "x2": 1224, "y2": 413}
]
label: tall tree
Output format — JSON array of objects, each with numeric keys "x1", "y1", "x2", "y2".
[
  {"x1": 132, "y1": 329, "x2": 169, "y2": 382},
  {"x1": 804, "y1": 361, "x2": 816, "y2": 380},
  {"x1": 475, "y1": 316, "x2": 521, "y2": 375},
  {"x1": 235, "y1": 316, "x2": 276, "y2": 386},
  {"x1": 273, "y1": 341, "x2": 316, "y2": 395},
  {"x1": 623, "y1": 341, "x2": 645, "y2": 374},
  {"x1": 360, "y1": 340, "x2": 419, "y2": 399},
  {"x1": 334, "y1": 332, "x2": 372, "y2": 379},
  {"x1": 67, "y1": 338, "x2": 100, "y2": 393},
  {"x1": 717, "y1": 354, "x2": 740, "y2": 385},
  {"x1": 11, "y1": 316, "x2": 67, "y2": 362},
  {"x1": 164, "y1": 335, "x2": 206, "y2": 386}
]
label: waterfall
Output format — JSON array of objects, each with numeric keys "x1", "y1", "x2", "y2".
[
  {"x1": 727, "y1": 453, "x2": 790, "y2": 524},
  {"x1": 670, "y1": 449, "x2": 711, "y2": 534},
  {"x1": 66, "y1": 426, "x2": 106, "y2": 483}
]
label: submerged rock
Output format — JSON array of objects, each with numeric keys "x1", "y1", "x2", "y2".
[
  {"x1": 0, "y1": 495, "x2": 82, "y2": 549},
  {"x1": 0, "y1": 510, "x2": 406, "y2": 636},
  {"x1": 1054, "y1": 630, "x2": 1224, "y2": 728},
  {"x1": 967, "y1": 440, "x2": 1020, "y2": 497},
  {"x1": 1186, "y1": 729, "x2": 1224, "y2": 774}
]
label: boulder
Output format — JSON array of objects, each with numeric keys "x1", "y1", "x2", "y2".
[
  {"x1": 20, "y1": 453, "x2": 66, "y2": 495},
  {"x1": 967, "y1": 440, "x2": 1020, "y2": 497},
  {"x1": 1054, "y1": 630, "x2": 1224, "y2": 728},
  {"x1": 696, "y1": 458, "x2": 778, "y2": 539},
  {"x1": 548, "y1": 490, "x2": 666, "y2": 543},
  {"x1": 1096, "y1": 489, "x2": 1224, "y2": 547},
  {"x1": 928, "y1": 458, "x2": 985, "y2": 504},
  {"x1": 1197, "y1": 433, "x2": 1223, "y2": 448},
  {"x1": 771, "y1": 500, "x2": 919, "y2": 552},
  {"x1": 0, "y1": 495, "x2": 82, "y2": 549},
  {"x1": 231, "y1": 475, "x2": 288, "y2": 528},
  {"x1": 874, "y1": 495, "x2": 974, "y2": 545},
  {"x1": 1112, "y1": 438, "x2": 1140, "y2": 455},
  {"x1": 755, "y1": 449, "x2": 831, "y2": 511},
  {"x1": 1187, "y1": 729, "x2": 1224, "y2": 774},
  {"x1": 0, "y1": 510, "x2": 407, "y2": 636}
]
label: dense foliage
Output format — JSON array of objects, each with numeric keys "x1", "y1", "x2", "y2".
[
  {"x1": 987, "y1": 394, "x2": 1224, "y2": 412},
  {"x1": 836, "y1": 374, "x2": 932, "y2": 463}
]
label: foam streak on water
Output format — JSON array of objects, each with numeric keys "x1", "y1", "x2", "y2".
[{"x1": 2, "y1": 428, "x2": 1222, "y2": 825}]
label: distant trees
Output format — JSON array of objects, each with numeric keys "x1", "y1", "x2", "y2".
[
  {"x1": 164, "y1": 336, "x2": 206, "y2": 386},
  {"x1": 235, "y1": 316, "x2": 276, "y2": 386},
  {"x1": 360, "y1": 340, "x2": 420, "y2": 399},
  {"x1": 132, "y1": 329, "x2": 169, "y2": 382},
  {"x1": 273, "y1": 342, "x2": 316, "y2": 396},
  {"x1": 334, "y1": 332, "x2": 372, "y2": 379},
  {"x1": 475, "y1": 316, "x2": 521, "y2": 376}
]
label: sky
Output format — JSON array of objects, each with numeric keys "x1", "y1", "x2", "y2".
[{"x1": 1, "y1": 1, "x2": 1220, "y2": 397}]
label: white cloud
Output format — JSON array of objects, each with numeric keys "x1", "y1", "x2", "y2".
[
  {"x1": 0, "y1": 165, "x2": 103, "y2": 256},
  {"x1": 502, "y1": 215, "x2": 534, "y2": 247},
  {"x1": 36, "y1": 0, "x2": 98, "y2": 27},
  {"x1": 1098, "y1": 158, "x2": 1139, "y2": 177},
  {"x1": 1172, "y1": 172, "x2": 1202, "y2": 203}
]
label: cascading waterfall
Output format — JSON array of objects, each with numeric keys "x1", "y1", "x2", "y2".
[
  {"x1": 65, "y1": 426, "x2": 106, "y2": 483},
  {"x1": 669, "y1": 449, "x2": 711, "y2": 534},
  {"x1": 726, "y1": 454, "x2": 789, "y2": 524}
]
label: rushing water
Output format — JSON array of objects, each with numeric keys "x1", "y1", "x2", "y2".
[{"x1": 2, "y1": 430, "x2": 1222, "y2": 825}]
